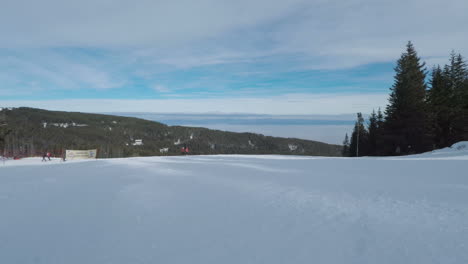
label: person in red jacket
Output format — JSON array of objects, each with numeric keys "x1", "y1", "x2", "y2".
[
  {"x1": 46, "y1": 152, "x2": 51, "y2": 161},
  {"x1": 181, "y1": 144, "x2": 189, "y2": 155}
]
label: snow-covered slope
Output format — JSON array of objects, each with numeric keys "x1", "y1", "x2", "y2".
[{"x1": 1, "y1": 151, "x2": 468, "y2": 263}]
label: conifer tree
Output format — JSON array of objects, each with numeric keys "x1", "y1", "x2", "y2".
[
  {"x1": 376, "y1": 108, "x2": 384, "y2": 127},
  {"x1": 349, "y1": 113, "x2": 369, "y2": 157},
  {"x1": 342, "y1": 133, "x2": 350, "y2": 157},
  {"x1": 384, "y1": 42, "x2": 431, "y2": 155},
  {"x1": 463, "y1": 65, "x2": 468, "y2": 140},
  {"x1": 367, "y1": 110, "x2": 378, "y2": 155},
  {"x1": 449, "y1": 53, "x2": 468, "y2": 142},
  {"x1": 374, "y1": 108, "x2": 385, "y2": 155},
  {"x1": 0, "y1": 110, "x2": 10, "y2": 156},
  {"x1": 427, "y1": 65, "x2": 452, "y2": 148},
  {"x1": 448, "y1": 52, "x2": 467, "y2": 95}
]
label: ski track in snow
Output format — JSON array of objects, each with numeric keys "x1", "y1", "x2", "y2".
[{"x1": 1, "y1": 151, "x2": 468, "y2": 263}]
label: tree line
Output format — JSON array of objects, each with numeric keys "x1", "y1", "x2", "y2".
[
  {"x1": 0, "y1": 110, "x2": 11, "y2": 155},
  {"x1": 0, "y1": 107, "x2": 343, "y2": 158},
  {"x1": 343, "y1": 42, "x2": 468, "y2": 156}
]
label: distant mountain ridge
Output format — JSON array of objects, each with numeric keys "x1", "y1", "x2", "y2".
[
  {"x1": 106, "y1": 112, "x2": 356, "y2": 126},
  {"x1": 0, "y1": 107, "x2": 342, "y2": 158}
]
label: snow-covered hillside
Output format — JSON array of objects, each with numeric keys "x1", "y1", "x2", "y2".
[{"x1": 1, "y1": 149, "x2": 468, "y2": 263}]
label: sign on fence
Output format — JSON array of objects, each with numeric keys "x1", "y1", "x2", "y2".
[{"x1": 65, "y1": 149, "x2": 97, "y2": 160}]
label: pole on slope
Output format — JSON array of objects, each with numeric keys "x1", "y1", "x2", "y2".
[{"x1": 356, "y1": 125, "x2": 359, "y2": 157}]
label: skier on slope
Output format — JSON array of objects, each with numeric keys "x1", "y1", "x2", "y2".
[{"x1": 181, "y1": 144, "x2": 189, "y2": 155}]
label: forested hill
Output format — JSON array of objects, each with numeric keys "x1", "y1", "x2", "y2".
[{"x1": 0, "y1": 107, "x2": 342, "y2": 158}]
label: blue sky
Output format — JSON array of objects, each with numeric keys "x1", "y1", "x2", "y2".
[
  {"x1": 1, "y1": 0, "x2": 467, "y2": 114},
  {"x1": 0, "y1": 48, "x2": 395, "y2": 100}
]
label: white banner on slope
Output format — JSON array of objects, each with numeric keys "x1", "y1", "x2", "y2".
[{"x1": 66, "y1": 149, "x2": 97, "y2": 160}]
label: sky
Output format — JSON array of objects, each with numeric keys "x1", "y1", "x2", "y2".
[{"x1": 0, "y1": 0, "x2": 467, "y2": 114}]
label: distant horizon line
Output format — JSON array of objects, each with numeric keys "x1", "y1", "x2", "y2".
[{"x1": 1, "y1": 106, "x2": 366, "y2": 120}]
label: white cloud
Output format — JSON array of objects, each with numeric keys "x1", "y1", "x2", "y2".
[
  {"x1": 0, "y1": 93, "x2": 388, "y2": 115},
  {"x1": 1, "y1": 0, "x2": 467, "y2": 95},
  {"x1": 1, "y1": 0, "x2": 466, "y2": 70},
  {"x1": 153, "y1": 85, "x2": 170, "y2": 93},
  {"x1": 0, "y1": 50, "x2": 124, "y2": 92},
  {"x1": 0, "y1": 0, "x2": 307, "y2": 47}
]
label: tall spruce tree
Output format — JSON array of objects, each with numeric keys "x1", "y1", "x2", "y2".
[
  {"x1": 463, "y1": 60, "x2": 468, "y2": 140},
  {"x1": 373, "y1": 108, "x2": 385, "y2": 155},
  {"x1": 367, "y1": 110, "x2": 379, "y2": 155},
  {"x1": 384, "y1": 42, "x2": 431, "y2": 155},
  {"x1": 349, "y1": 113, "x2": 369, "y2": 157},
  {"x1": 0, "y1": 109, "x2": 10, "y2": 156},
  {"x1": 342, "y1": 133, "x2": 350, "y2": 157},
  {"x1": 427, "y1": 65, "x2": 452, "y2": 148},
  {"x1": 376, "y1": 108, "x2": 384, "y2": 126},
  {"x1": 449, "y1": 53, "x2": 468, "y2": 142}
]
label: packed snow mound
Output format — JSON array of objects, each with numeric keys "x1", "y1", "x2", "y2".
[
  {"x1": 1, "y1": 155, "x2": 468, "y2": 263},
  {"x1": 408, "y1": 141, "x2": 468, "y2": 159},
  {"x1": 435, "y1": 141, "x2": 468, "y2": 152},
  {"x1": 451, "y1": 141, "x2": 468, "y2": 151}
]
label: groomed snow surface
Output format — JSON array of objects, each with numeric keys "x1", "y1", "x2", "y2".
[{"x1": 1, "y1": 143, "x2": 468, "y2": 264}]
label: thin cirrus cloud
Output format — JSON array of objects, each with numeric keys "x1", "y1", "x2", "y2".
[
  {"x1": 153, "y1": 85, "x2": 171, "y2": 93},
  {"x1": 0, "y1": 50, "x2": 124, "y2": 92},
  {"x1": 0, "y1": 0, "x2": 467, "y2": 113}
]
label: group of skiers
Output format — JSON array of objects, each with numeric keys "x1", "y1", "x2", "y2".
[{"x1": 42, "y1": 152, "x2": 52, "y2": 161}]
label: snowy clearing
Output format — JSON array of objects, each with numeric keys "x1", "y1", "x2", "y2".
[{"x1": 1, "y1": 144, "x2": 468, "y2": 263}]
